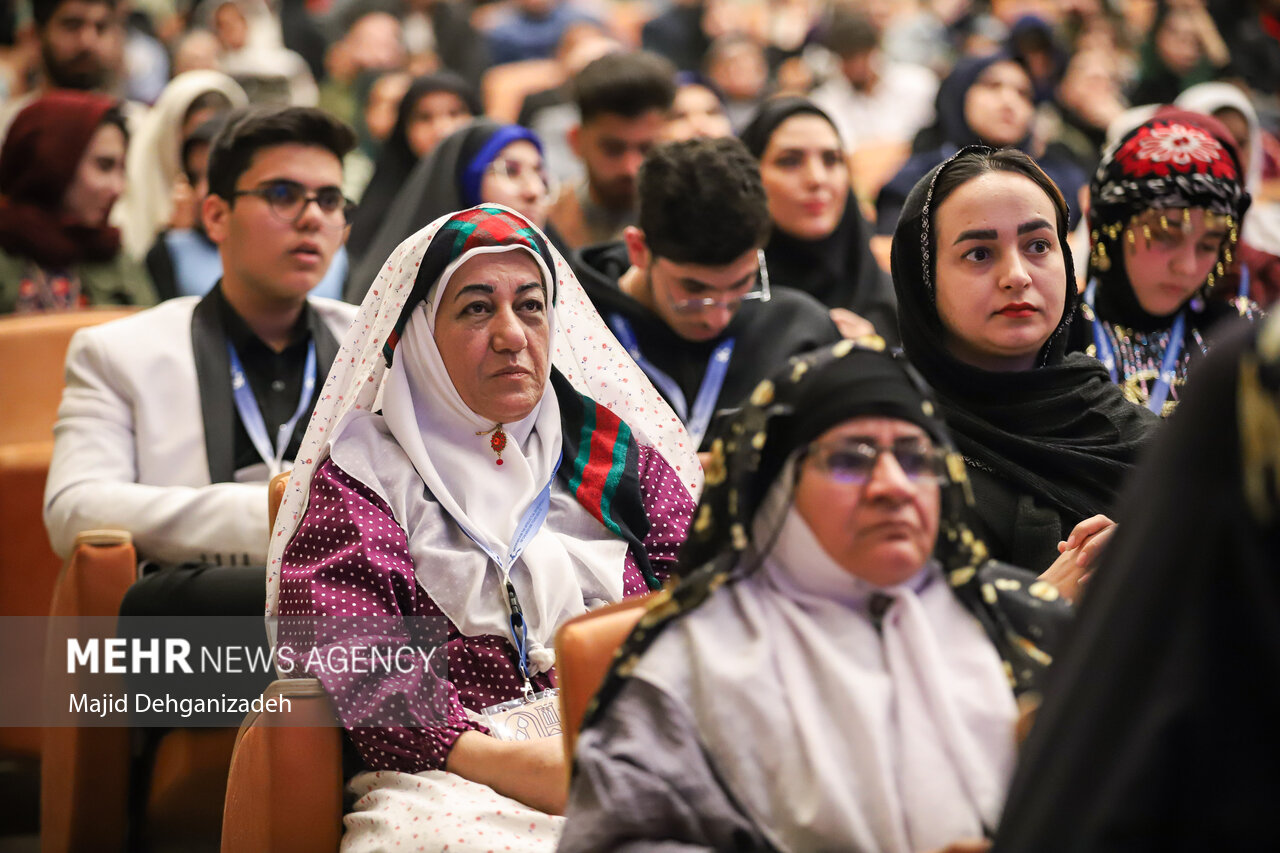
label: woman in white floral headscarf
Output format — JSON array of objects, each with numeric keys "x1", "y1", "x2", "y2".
[{"x1": 265, "y1": 204, "x2": 699, "y2": 851}]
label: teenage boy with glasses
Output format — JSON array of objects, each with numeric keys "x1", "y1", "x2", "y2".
[{"x1": 572, "y1": 137, "x2": 841, "y2": 451}]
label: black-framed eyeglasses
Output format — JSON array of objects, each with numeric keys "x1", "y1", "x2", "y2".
[
  {"x1": 804, "y1": 437, "x2": 947, "y2": 485},
  {"x1": 667, "y1": 249, "x2": 773, "y2": 315},
  {"x1": 231, "y1": 179, "x2": 354, "y2": 225}
]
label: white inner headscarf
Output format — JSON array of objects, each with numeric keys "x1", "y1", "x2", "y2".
[
  {"x1": 266, "y1": 205, "x2": 702, "y2": 647},
  {"x1": 632, "y1": 461, "x2": 1016, "y2": 852}
]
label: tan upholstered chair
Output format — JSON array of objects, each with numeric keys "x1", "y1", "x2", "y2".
[
  {"x1": 554, "y1": 593, "x2": 654, "y2": 765},
  {"x1": 220, "y1": 471, "x2": 344, "y2": 853},
  {"x1": 0, "y1": 308, "x2": 136, "y2": 763}
]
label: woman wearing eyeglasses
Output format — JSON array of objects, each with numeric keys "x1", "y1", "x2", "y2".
[
  {"x1": 560, "y1": 340, "x2": 1072, "y2": 853},
  {"x1": 890, "y1": 145, "x2": 1155, "y2": 585},
  {"x1": 346, "y1": 119, "x2": 564, "y2": 302},
  {"x1": 0, "y1": 91, "x2": 157, "y2": 313}
]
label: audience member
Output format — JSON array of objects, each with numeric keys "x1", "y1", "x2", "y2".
[
  {"x1": 809, "y1": 9, "x2": 938, "y2": 151},
  {"x1": 267, "y1": 206, "x2": 698, "y2": 849},
  {"x1": 703, "y1": 33, "x2": 768, "y2": 131},
  {"x1": 44, "y1": 106, "x2": 357, "y2": 576},
  {"x1": 204, "y1": 0, "x2": 319, "y2": 106},
  {"x1": 1048, "y1": 46, "x2": 1128, "y2": 175},
  {"x1": 560, "y1": 340, "x2": 1070, "y2": 851},
  {"x1": 316, "y1": 8, "x2": 405, "y2": 128},
  {"x1": 740, "y1": 97, "x2": 897, "y2": 341},
  {"x1": 661, "y1": 72, "x2": 732, "y2": 142},
  {"x1": 548, "y1": 51, "x2": 675, "y2": 250},
  {"x1": 516, "y1": 21, "x2": 620, "y2": 185},
  {"x1": 486, "y1": 0, "x2": 599, "y2": 66},
  {"x1": 573, "y1": 137, "x2": 840, "y2": 450},
  {"x1": 348, "y1": 119, "x2": 559, "y2": 301},
  {"x1": 1130, "y1": 1, "x2": 1229, "y2": 107},
  {"x1": 1071, "y1": 111, "x2": 1254, "y2": 417},
  {"x1": 994, "y1": 315, "x2": 1280, "y2": 852},
  {"x1": 397, "y1": 0, "x2": 491, "y2": 88},
  {"x1": 341, "y1": 68, "x2": 411, "y2": 200},
  {"x1": 1176, "y1": 81, "x2": 1280, "y2": 306},
  {"x1": 0, "y1": 91, "x2": 154, "y2": 313},
  {"x1": 877, "y1": 53, "x2": 1088, "y2": 235},
  {"x1": 115, "y1": 69, "x2": 247, "y2": 260},
  {"x1": 346, "y1": 71, "x2": 480, "y2": 262},
  {"x1": 891, "y1": 145, "x2": 1155, "y2": 576},
  {"x1": 641, "y1": 0, "x2": 710, "y2": 73}
]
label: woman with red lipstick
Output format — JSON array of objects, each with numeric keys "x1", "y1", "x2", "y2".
[
  {"x1": 892, "y1": 145, "x2": 1155, "y2": 578},
  {"x1": 740, "y1": 97, "x2": 898, "y2": 342},
  {"x1": 1069, "y1": 111, "x2": 1255, "y2": 417},
  {"x1": 0, "y1": 91, "x2": 156, "y2": 314}
]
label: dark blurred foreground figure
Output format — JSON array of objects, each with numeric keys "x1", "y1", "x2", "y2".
[
  {"x1": 993, "y1": 315, "x2": 1280, "y2": 853},
  {"x1": 561, "y1": 340, "x2": 1072, "y2": 853}
]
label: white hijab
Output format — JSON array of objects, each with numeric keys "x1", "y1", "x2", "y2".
[
  {"x1": 114, "y1": 70, "x2": 247, "y2": 259},
  {"x1": 266, "y1": 205, "x2": 701, "y2": 647},
  {"x1": 632, "y1": 463, "x2": 1017, "y2": 852}
]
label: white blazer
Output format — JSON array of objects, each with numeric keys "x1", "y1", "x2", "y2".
[{"x1": 43, "y1": 293, "x2": 356, "y2": 566}]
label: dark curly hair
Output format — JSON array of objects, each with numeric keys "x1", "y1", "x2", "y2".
[{"x1": 637, "y1": 136, "x2": 772, "y2": 266}]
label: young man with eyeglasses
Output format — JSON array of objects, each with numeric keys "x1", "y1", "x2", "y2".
[
  {"x1": 45, "y1": 106, "x2": 358, "y2": 619},
  {"x1": 573, "y1": 136, "x2": 840, "y2": 450}
]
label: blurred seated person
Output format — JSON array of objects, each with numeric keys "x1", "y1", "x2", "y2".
[
  {"x1": 572, "y1": 137, "x2": 840, "y2": 451},
  {"x1": 145, "y1": 114, "x2": 350, "y2": 302},
  {"x1": 115, "y1": 69, "x2": 247, "y2": 261},
  {"x1": 877, "y1": 53, "x2": 1087, "y2": 237},
  {"x1": 740, "y1": 97, "x2": 897, "y2": 341},
  {"x1": 268, "y1": 206, "x2": 699, "y2": 851},
  {"x1": 0, "y1": 91, "x2": 156, "y2": 314},
  {"x1": 346, "y1": 71, "x2": 480, "y2": 263},
  {"x1": 703, "y1": 33, "x2": 769, "y2": 132},
  {"x1": 560, "y1": 341, "x2": 1071, "y2": 852},
  {"x1": 809, "y1": 8, "x2": 938, "y2": 151},
  {"x1": 516, "y1": 21, "x2": 621, "y2": 186},
  {"x1": 661, "y1": 72, "x2": 733, "y2": 142},
  {"x1": 348, "y1": 119, "x2": 562, "y2": 301},
  {"x1": 341, "y1": 69, "x2": 412, "y2": 201},
  {"x1": 548, "y1": 51, "x2": 676, "y2": 251},
  {"x1": 44, "y1": 106, "x2": 357, "y2": 596},
  {"x1": 486, "y1": 0, "x2": 600, "y2": 66}
]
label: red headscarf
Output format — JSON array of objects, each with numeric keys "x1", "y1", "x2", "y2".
[{"x1": 0, "y1": 90, "x2": 124, "y2": 268}]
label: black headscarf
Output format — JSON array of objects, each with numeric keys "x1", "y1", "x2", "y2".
[
  {"x1": 580, "y1": 340, "x2": 1073, "y2": 736},
  {"x1": 891, "y1": 147, "x2": 1156, "y2": 543},
  {"x1": 739, "y1": 97, "x2": 897, "y2": 336},
  {"x1": 992, "y1": 315, "x2": 1280, "y2": 851},
  {"x1": 345, "y1": 72, "x2": 481, "y2": 264}
]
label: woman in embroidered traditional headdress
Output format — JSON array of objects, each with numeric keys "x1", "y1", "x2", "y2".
[
  {"x1": 994, "y1": 314, "x2": 1280, "y2": 852},
  {"x1": 891, "y1": 145, "x2": 1155, "y2": 577},
  {"x1": 266, "y1": 205, "x2": 698, "y2": 851},
  {"x1": 1071, "y1": 111, "x2": 1256, "y2": 418},
  {"x1": 0, "y1": 91, "x2": 156, "y2": 314},
  {"x1": 559, "y1": 340, "x2": 1071, "y2": 853}
]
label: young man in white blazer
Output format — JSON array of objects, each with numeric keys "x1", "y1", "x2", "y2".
[{"x1": 44, "y1": 105, "x2": 359, "y2": 602}]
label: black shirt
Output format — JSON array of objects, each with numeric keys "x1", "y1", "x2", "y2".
[{"x1": 213, "y1": 286, "x2": 321, "y2": 474}]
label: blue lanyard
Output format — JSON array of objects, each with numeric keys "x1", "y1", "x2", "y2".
[
  {"x1": 1084, "y1": 280, "x2": 1185, "y2": 415},
  {"x1": 1239, "y1": 264, "x2": 1251, "y2": 300},
  {"x1": 608, "y1": 314, "x2": 734, "y2": 447},
  {"x1": 456, "y1": 453, "x2": 562, "y2": 687},
  {"x1": 227, "y1": 339, "x2": 317, "y2": 478}
]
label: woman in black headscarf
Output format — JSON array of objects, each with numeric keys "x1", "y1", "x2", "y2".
[
  {"x1": 877, "y1": 52, "x2": 1087, "y2": 237},
  {"x1": 739, "y1": 96, "x2": 897, "y2": 341},
  {"x1": 892, "y1": 145, "x2": 1156, "y2": 575},
  {"x1": 346, "y1": 118, "x2": 565, "y2": 302},
  {"x1": 560, "y1": 340, "x2": 1071, "y2": 853},
  {"x1": 993, "y1": 314, "x2": 1280, "y2": 852},
  {"x1": 345, "y1": 71, "x2": 480, "y2": 264}
]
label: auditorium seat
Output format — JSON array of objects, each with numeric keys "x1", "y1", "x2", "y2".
[
  {"x1": 554, "y1": 592, "x2": 654, "y2": 765},
  {"x1": 0, "y1": 308, "x2": 136, "y2": 763}
]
